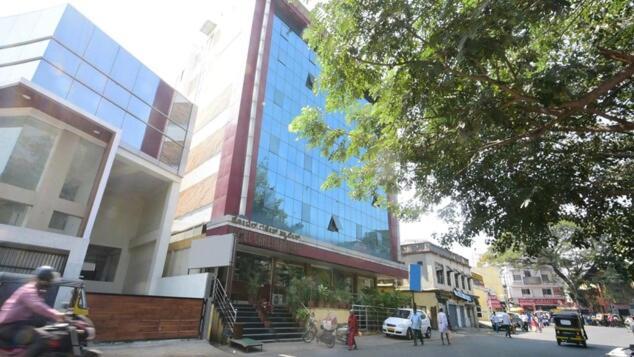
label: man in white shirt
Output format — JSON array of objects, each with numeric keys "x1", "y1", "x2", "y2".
[
  {"x1": 502, "y1": 312, "x2": 512, "y2": 338},
  {"x1": 438, "y1": 308, "x2": 450, "y2": 345},
  {"x1": 410, "y1": 310, "x2": 424, "y2": 346}
]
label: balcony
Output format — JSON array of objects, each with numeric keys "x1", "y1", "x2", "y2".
[{"x1": 523, "y1": 276, "x2": 543, "y2": 285}]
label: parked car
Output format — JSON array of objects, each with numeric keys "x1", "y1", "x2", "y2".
[
  {"x1": 508, "y1": 312, "x2": 524, "y2": 332},
  {"x1": 382, "y1": 308, "x2": 432, "y2": 339}
]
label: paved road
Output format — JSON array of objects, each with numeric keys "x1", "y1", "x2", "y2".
[{"x1": 98, "y1": 326, "x2": 634, "y2": 356}]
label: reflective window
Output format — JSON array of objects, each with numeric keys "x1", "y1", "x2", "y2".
[
  {"x1": 0, "y1": 116, "x2": 59, "y2": 190},
  {"x1": 66, "y1": 81, "x2": 101, "y2": 114},
  {"x1": 0, "y1": 40, "x2": 49, "y2": 65},
  {"x1": 127, "y1": 95, "x2": 151, "y2": 123},
  {"x1": 3, "y1": 10, "x2": 40, "y2": 46},
  {"x1": 103, "y1": 79, "x2": 130, "y2": 109},
  {"x1": 0, "y1": 15, "x2": 18, "y2": 47},
  {"x1": 164, "y1": 120, "x2": 186, "y2": 143},
  {"x1": 133, "y1": 66, "x2": 159, "y2": 104},
  {"x1": 48, "y1": 211, "x2": 82, "y2": 236},
  {"x1": 95, "y1": 98, "x2": 125, "y2": 128},
  {"x1": 30, "y1": 6, "x2": 66, "y2": 41},
  {"x1": 167, "y1": 93, "x2": 192, "y2": 128},
  {"x1": 54, "y1": 6, "x2": 94, "y2": 56},
  {"x1": 43, "y1": 41, "x2": 80, "y2": 76},
  {"x1": 83, "y1": 28, "x2": 118, "y2": 73},
  {"x1": 159, "y1": 137, "x2": 183, "y2": 170},
  {"x1": 120, "y1": 114, "x2": 146, "y2": 149},
  {"x1": 252, "y1": 16, "x2": 391, "y2": 259},
  {"x1": 59, "y1": 138, "x2": 104, "y2": 205},
  {"x1": 0, "y1": 199, "x2": 30, "y2": 227},
  {"x1": 0, "y1": 60, "x2": 40, "y2": 86},
  {"x1": 75, "y1": 62, "x2": 107, "y2": 94},
  {"x1": 0, "y1": 6, "x2": 62, "y2": 47},
  {"x1": 109, "y1": 48, "x2": 140, "y2": 90}
]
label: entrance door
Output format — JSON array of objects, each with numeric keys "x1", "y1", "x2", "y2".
[
  {"x1": 448, "y1": 304, "x2": 458, "y2": 330},
  {"x1": 272, "y1": 260, "x2": 304, "y2": 306},
  {"x1": 459, "y1": 306, "x2": 466, "y2": 328},
  {"x1": 232, "y1": 252, "x2": 272, "y2": 303},
  {"x1": 430, "y1": 306, "x2": 438, "y2": 329}
]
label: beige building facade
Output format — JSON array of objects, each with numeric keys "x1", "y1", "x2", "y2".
[{"x1": 401, "y1": 242, "x2": 478, "y2": 329}]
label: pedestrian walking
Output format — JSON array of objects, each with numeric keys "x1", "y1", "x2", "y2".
[
  {"x1": 438, "y1": 308, "x2": 450, "y2": 345},
  {"x1": 347, "y1": 309, "x2": 358, "y2": 351},
  {"x1": 502, "y1": 313, "x2": 512, "y2": 338},
  {"x1": 527, "y1": 312, "x2": 533, "y2": 332},
  {"x1": 490, "y1": 313, "x2": 498, "y2": 332},
  {"x1": 410, "y1": 310, "x2": 424, "y2": 346},
  {"x1": 537, "y1": 314, "x2": 543, "y2": 333}
]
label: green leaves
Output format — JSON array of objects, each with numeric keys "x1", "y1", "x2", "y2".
[{"x1": 293, "y1": 0, "x2": 633, "y2": 277}]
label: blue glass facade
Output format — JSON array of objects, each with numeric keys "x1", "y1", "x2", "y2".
[
  {"x1": 0, "y1": 6, "x2": 192, "y2": 172},
  {"x1": 252, "y1": 16, "x2": 391, "y2": 260}
]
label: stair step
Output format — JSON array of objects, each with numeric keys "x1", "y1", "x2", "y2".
[{"x1": 270, "y1": 327, "x2": 303, "y2": 332}]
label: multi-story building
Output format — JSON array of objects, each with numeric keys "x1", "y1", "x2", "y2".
[
  {"x1": 472, "y1": 265, "x2": 507, "y2": 318},
  {"x1": 500, "y1": 265, "x2": 566, "y2": 311},
  {"x1": 163, "y1": 0, "x2": 406, "y2": 304},
  {"x1": 401, "y1": 242, "x2": 477, "y2": 329},
  {"x1": 0, "y1": 5, "x2": 195, "y2": 296}
]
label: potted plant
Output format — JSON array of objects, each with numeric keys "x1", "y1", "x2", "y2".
[{"x1": 246, "y1": 275, "x2": 260, "y2": 305}]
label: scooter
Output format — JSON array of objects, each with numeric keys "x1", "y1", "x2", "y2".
[{"x1": 0, "y1": 314, "x2": 101, "y2": 356}]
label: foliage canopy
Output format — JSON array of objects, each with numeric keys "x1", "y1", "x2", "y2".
[{"x1": 290, "y1": 0, "x2": 633, "y2": 275}]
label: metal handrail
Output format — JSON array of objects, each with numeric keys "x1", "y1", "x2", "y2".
[{"x1": 211, "y1": 277, "x2": 237, "y2": 336}]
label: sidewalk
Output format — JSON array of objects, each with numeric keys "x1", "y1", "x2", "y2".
[{"x1": 96, "y1": 339, "x2": 231, "y2": 357}]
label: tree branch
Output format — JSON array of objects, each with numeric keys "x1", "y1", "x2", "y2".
[
  {"x1": 559, "y1": 62, "x2": 634, "y2": 112},
  {"x1": 598, "y1": 47, "x2": 634, "y2": 64}
]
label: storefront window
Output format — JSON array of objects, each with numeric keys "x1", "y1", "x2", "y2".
[
  {"x1": 233, "y1": 252, "x2": 272, "y2": 302},
  {"x1": 309, "y1": 266, "x2": 332, "y2": 287},
  {"x1": 357, "y1": 276, "x2": 374, "y2": 291},
  {"x1": 334, "y1": 270, "x2": 353, "y2": 292},
  {"x1": 0, "y1": 116, "x2": 59, "y2": 190},
  {"x1": 273, "y1": 260, "x2": 304, "y2": 305}
]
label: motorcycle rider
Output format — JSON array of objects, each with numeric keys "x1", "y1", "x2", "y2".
[{"x1": 0, "y1": 266, "x2": 65, "y2": 356}]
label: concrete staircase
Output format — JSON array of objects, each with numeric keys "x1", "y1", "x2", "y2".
[
  {"x1": 267, "y1": 305, "x2": 304, "y2": 342},
  {"x1": 234, "y1": 303, "x2": 303, "y2": 342}
]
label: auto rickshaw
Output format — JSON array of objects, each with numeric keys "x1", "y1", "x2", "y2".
[
  {"x1": 0, "y1": 272, "x2": 89, "y2": 317},
  {"x1": 553, "y1": 312, "x2": 587, "y2": 348}
]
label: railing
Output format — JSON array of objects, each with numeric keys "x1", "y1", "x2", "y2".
[
  {"x1": 210, "y1": 277, "x2": 237, "y2": 337},
  {"x1": 523, "y1": 277, "x2": 543, "y2": 285},
  {"x1": 351, "y1": 304, "x2": 398, "y2": 332}
]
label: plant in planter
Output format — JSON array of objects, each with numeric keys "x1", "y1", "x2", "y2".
[
  {"x1": 288, "y1": 277, "x2": 317, "y2": 321},
  {"x1": 333, "y1": 288, "x2": 353, "y2": 308},
  {"x1": 317, "y1": 284, "x2": 332, "y2": 307},
  {"x1": 246, "y1": 275, "x2": 260, "y2": 305}
]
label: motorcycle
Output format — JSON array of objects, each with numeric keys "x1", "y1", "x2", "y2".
[
  {"x1": 0, "y1": 314, "x2": 101, "y2": 356},
  {"x1": 302, "y1": 316, "x2": 349, "y2": 349}
]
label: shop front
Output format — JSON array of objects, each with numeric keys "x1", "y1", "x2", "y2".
[
  {"x1": 517, "y1": 298, "x2": 565, "y2": 311},
  {"x1": 230, "y1": 250, "x2": 378, "y2": 305},
  {"x1": 416, "y1": 290, "x2": 478, "y2": 330}
]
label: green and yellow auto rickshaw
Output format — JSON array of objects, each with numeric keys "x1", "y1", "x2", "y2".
[{"x1": 553, "y1": 312, "x2": 587, "y2": 348}]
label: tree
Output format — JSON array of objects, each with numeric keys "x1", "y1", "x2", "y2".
[
  {"x1": 290, "y1": 0, "x2": 633, "y2": 275},
  {"x1": 252, "y1": 162, "x2": 303, "y2": 232},
  {"x1": 480, "y1": 222, "x2": 622, "y2": 306}
]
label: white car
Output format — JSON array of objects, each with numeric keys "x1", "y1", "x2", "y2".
[{"x1": 382, "y1": 308, "x2": 432, "y2": 339}]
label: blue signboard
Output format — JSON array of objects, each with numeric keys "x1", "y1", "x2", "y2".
[{"x1": 409, "y1": 264, "x2": 422, "y2": 292}]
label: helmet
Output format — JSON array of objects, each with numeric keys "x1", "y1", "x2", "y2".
[{"x1": 34, "y1": 266, "x2": 59, "y2": 285}]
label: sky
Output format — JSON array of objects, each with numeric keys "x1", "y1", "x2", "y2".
[{"x1": 1, "y1": 0, "x2": 488, "y2": 265}]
